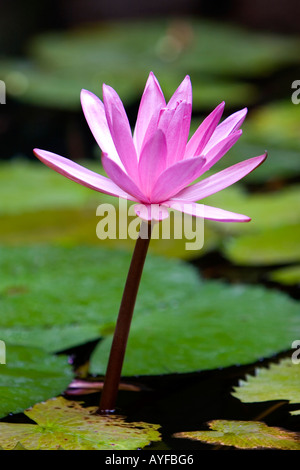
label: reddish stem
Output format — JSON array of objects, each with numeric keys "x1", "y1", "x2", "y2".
[{"x1": 98, "y1": 221, "x2": 152, "y2": 414}]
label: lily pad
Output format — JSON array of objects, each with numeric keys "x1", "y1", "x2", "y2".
[
  {"x1": 188, "y1": 126, "x2": 300, "y2": 184},
  {"x1": 245, "y1": 101, "x2": 300, "y2": 151},
  {"x1": 0, "y1": 160, "x2": 101, "y2": 215},
  {"x1": 90, "y1": 276, "x2": 300, "y2": 376},
  {"x1": 0, "y1": 397, "x2": 161, "y2": 450},
  {"x1": 224, "y1": 223, "x2": 300, "y2": 265},
  {"x1": 269, "y1": 265, "x2": 300, "y2": 285},
  {"x1": 232, "y1": 358, "x2": 300, "y2": 407},
  {"x1": 174, "y1": 420, "x2": 300, "y2": 450},
  {"x1": 1, "y1": 245, "x2": 299, "y2": 375},
  {"x1": 0, "y1": 325, "x2": 102, "y2": 353},
  {"x1": 0, "y1": 344, "x2": 73, "y2": 418},
  {"x1": 0, "y1": 245, "x2": 203, "y2": 348},
  {"x1": 203, "y1": 185, "x2": 300, "y2": 236}
]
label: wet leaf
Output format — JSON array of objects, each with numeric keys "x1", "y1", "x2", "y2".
[
  {"x1": 232, "y1": 358, "x2": 300, "y2": 408},
  {"x1": 0, "y1": 397, "x2": 161, "y2": 450},
  {"x1": 0, "y1": 344, "x2": 73, "y2": 418},
  {"x1": 174, "y1": 420, "x2": 300, "y2": 450}
]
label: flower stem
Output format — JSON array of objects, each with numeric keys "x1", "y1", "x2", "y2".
[{"x1": 98, "y1": 220, "x2": 152, "y2": 414}]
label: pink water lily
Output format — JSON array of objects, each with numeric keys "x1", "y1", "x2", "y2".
[{"x1": 34, "y1": 72, "x2": 266, "y2": 222}]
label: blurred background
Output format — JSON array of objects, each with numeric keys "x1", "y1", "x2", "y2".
[{"x1": 0, "y1": 0, "x2": 299, "y2": 270}]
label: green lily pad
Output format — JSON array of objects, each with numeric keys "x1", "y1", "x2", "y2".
[
  {"x1": 90, "y1": 276, "x2": 300, "y2": 376},
  {"x1": 1, "y1": 245, "x2": 299, "y2": 375},
  {"x1": 216, "y1": 144, "x2": 300, "y2": 183},
  {"x1": 232, "y1": 358, "x2": 300, "y2": 407},
  {"x1": 224, "y1": 223, "x2": 300, "y2": 265},
  {"x1": 0, "y1": 246, "x2": 202, "y2": 346},
  {"x1": 269, "y1": 265, "x2": 300, "y2": 285},
  {"x1": 0, "y1": 397, "x2": 161, "y2": 450},
  {"x1": 0, "y1": 344, "x2": 73, "y2": 418},
  {"x1": 202, "y1": 185, "x2": 300, "y2": 236},
  {"x1": 0, "y1": 325, "x2": 102, "y2": 353},
  {"x1": 245, "y1": 101, "x2": 300, "y2": 151},
  {"x1": 174, "y1": 420, "x2": 300, "y2": 450},
  {"x1": 0, "y1": 160, "x2": 102, "y2": 215}
]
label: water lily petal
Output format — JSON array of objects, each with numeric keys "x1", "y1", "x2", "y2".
[
  {"x1": 80, "y1": 90, "x2": 123, "y2": 168},
  {"x1": 167, "y1": 75, "x2": 192, "y2": 109},
  {"x1": 134, "y1": 204, "x2": 169, "y2": 221},
  {"x1": 164, "y1": 101, "x2": 192, "y2": 166},
  {"x1": 102, "y1": 153, "x2": 149, "y2": 203},
  {"x1": 133, "y1": 72, "x2": 166, "y2": 155},
  {"x1": 102, "y1": 84, "x2": 138, "y2": 179},
  {"x1": 33, "y1": 149, "x2": 136, "y2": 200},
  {"x1": 201, "y1": 130, "x2": 243, "y2": 173},
  {"x1": 204, "y1": 107, "x2": 247, "y2": 153},
  {"x1": 150, "y1": 156, "x2": 206, "y2": 203},
  {"x1": 166, "y1": 200, "x2": 251, "y2": 222},
  {"x1": 138, "y1": 130, "x2": 167, "y2": 198},
  {"x1": 173, "y1": 153, "x2": 267, "y2": 202},
  {"x1": 184, "y1": 101, "x2": 225, "y2": 158}
]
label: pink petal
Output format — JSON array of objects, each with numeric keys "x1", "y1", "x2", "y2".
[
  {"x1": 173, "y1": 153, "x2": 267, "y2": 202},
  {"x1": 102, "y1": 84, "x2": 138, "y2": 180},
  {"x1": 102, "y1": 153, "x2": 149, "y2": 203},
  {"x1": 201, "y1": 130, "x2": 242, "y2": 173},
  {"x1": 33, "y1": 149, "x2": 136, "y2": 200},
  {"x1": 184, "y1": 101, "x2": 225, "y2": 158},
  {"x1": 150, "y1": 156, "x2": 206, "y2": 203},
  {"x1": 80, "y1": 90, "x2": 123, "y2": 168},
  {"x1": 138, "y1": 130, "x2": 167, "y2": 198},
  {"x1": 204, "y1": 107, "x2": 247, "y2": 153},
  {"x1": 134, "y1": 204, "x2": 169, "y2": 221},
  {"x1": 157, "y1": 107, "x2": 175, "y2": 135},
  {"x1": 167, "y1": 75, "x2": 192, "y2": 109},
  {"x1": 165, "y1": 200, "x2": 251, "y2": 222},
  {"x1": 163, "y1": 101, "x2": 192, "y2": 166},
  {"x1": 133, "y1": 72, "x2": 166, "y2": 155}
]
